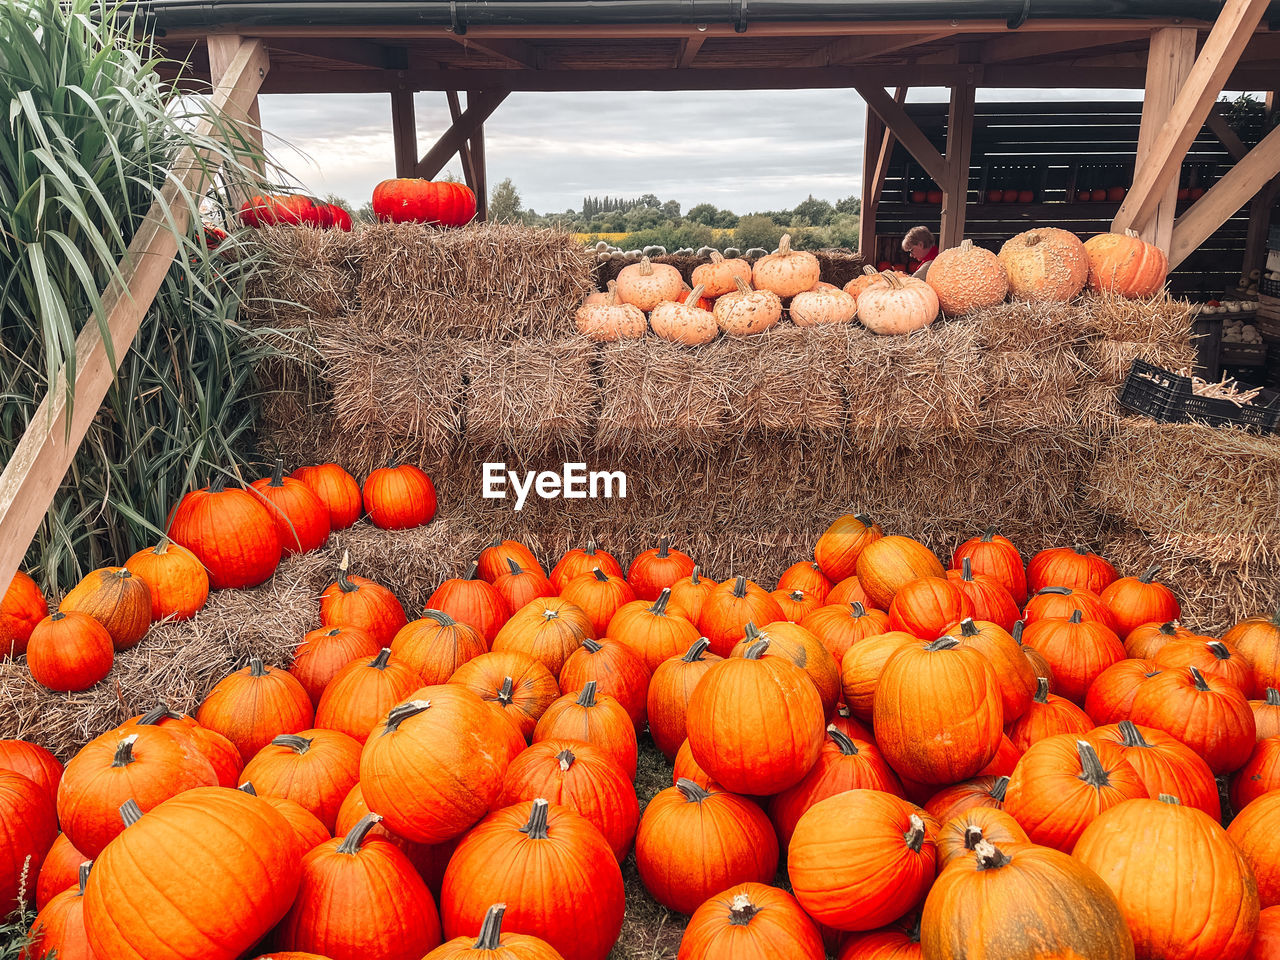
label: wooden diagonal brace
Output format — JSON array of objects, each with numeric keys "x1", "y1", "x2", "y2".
[
  {"x1": 854, "y1": 82, "x2": 946, "y2": 186},
  {"x1": 416, "y1": 90, "x2": 509, "y2": 180},
  {"x1": 0, "y1": 38, "x2": 270, "y2": 595}
]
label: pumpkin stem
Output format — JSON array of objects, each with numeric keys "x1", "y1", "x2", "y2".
[
  {"x1": 650, "y1": 588, "x2": 673, "y2": 616},
  {"x1": 238, "y1": 782, "x2": 257, "y2": 795},
  {"x1": 272, "y1": 734, "x2": 312, "y2": 754},
  {"x1": 903, "y1": 813, "x2": 926, "y2": 852},
  {"x1": 322, "y1": 627, "x2": 342, "y2": 637},
  {"x1": 1116, "y1": 720, "x2": 1151, "y2": 749},
  {"x1": 744, "y1": 622, "x2": 762, "y2": 643},
  {"x1": 269, "y1": 457, "x2": 285, "y2": 487},
  {"x1": 682, "y1": 638, "x2": 712, "y2": 662},
  {"x1": 1158, "y1": 794, "x2": 1182, "y2": 805},
  {"x1": 519, "y1": 798, "x2": 551, "y2": 839},
  {"x1": 826, "y1": 723, "x2": 859, "y2": 756},
  {"x1": 77, "y1": 861, "x2": 91, "y2": 896},
  {"x1": 1033, "y1": 677, "x2": 1050, "y2": 703},
  {"x1": 958, "y1": 618, "x2": 979, "y2": 637},
  {"x1": 851, "y1": 601, "x2": 866, "y2": 617},
  {"x1": 119, "y1": 799, "x2": 144, "y2": 828},
  {"x1": 991, "y1": 776, "x2": 1010, "y2": 802},
  {"x1": 685, "y1": 284, "x2": 707, "y2": 308},
  {"x1": 465, "y1": 562, "x2": 480, "y2": 581},
  {"x1": 709, "y1": 251, "x2": 725, "y2": 264},
  {"x1": 369, "y1": 648, "x2": 392, "y2": 670},
  {"x1": 1071, "y1": 544, "x2": 1088, "y2": 555},
  {"x1": 1139, "y1": 565, "x2": 1162, "y2": 584},
  {"x1": 112, "y1": 735, "x2": 138, "y2": 767},
  {"x1": 854, "y1": 512, "x2": 874, "y2": 526},
  {"x1": 1068, "y1": 610, "x2": 1083, "y2": 624},
  {"x1": 337, "y1": 551, "x2": 358, "y2": 593},
  {"x1": 1159, "y1": 621, "x2": 1177, "y2": 636},
  {"x1": 963, "y1": 824, "x2": 984, "y2": 850},
  {"x1": 1208, "y1": 641, "x2": 1231, "y2": 661},
  {"x1": 961, "y1": 557, "x2": 974, "y2": 581},
  {"x1": 581, "y1": 637, "x2": 603, "y2": 654},
  {"x1": 732, "y1": 576, "x2": 747, "y2": 598},
  {"x1": 638, "y1": 255, "x2": 654, "y2": 276},
  {"x1": 575, "y1": 681, "x2": 598, "y2": 707},
  {"x1": 497, "y1": 677, "x2": 515, "y2": 705},
  {"x1": 777, "y1": 233, "x2": 792, "y2": 256},
  {"x1": 690, "y1": 566, "x2": 701, "y2": 584},
  {"x1": 974, "y1": 839, "x2": 1012, "y2": 871},
  {"x1": 789, "y1": 590, "x2": 804, "y2": 602},
  {"x1": 585, "y1": 539, "x2": 599, "y2": 556},
  {"x1": 336, "y1": 812, "x2": 383, "y2": 855},
  {"x1": 676, "y1": 777, "x2": 711, "y2": 802},
  {"x1": 382, "y1": 699, "x2": 430, "y2": 733},
  {"x1": 506, "y1": 558, "x2": 523, "y2": 576},
  {"x1": 207, "y1": 473, "x2": 228, "y2": 494},
  {"x1": 1267, "y1": 687, "x2": 1280, "y2": 706},
  {"x1": 731, "y1": 275, "x2": 752, "y2": 295},
  {"x1": 656, "y1": 536, "x2": 670, "y2": 559},
  {"x1": 248, "y1": 658, "x2": 267, "y2": 677},
  {"x1": 1075, "y1": 740, "x2": 1112, "y2": 787},
  {"x1": 473, "y1": 903, "x2": 509, "y2": 950},
  {"x1": 728, "y1": 893, "x2": 760, "y2": 926},
  {"x1": 1037, "y1": 586, "x2": 1071, "y2": 596},
  {"x1": 926, "y1": 636, "x2": 960, "y2": 651},
  {"x1": 1189, "y1": 666, "x2": 1211, "y2": 691},
  {"x1": 1012, "y1": 620, "x2": 1026, "y2": 643},
  {"x1": 557, "y1": 748, "x2": 575, "y2": 772},
  {"x1": 152, "y1": 537, "x2": 172, "y2": 555},
  {"x1": 593, "y1": 567, "x2": 609, "y2": 582},
  {"x1": 980, "y1": 525, "x2": 999, "y2": 542},
  {"x1": 422, "y1": 609, "x2": 458, "y2": 626},
  {"x1": 137, "y1": 704, "x2": 178, "y2": 725},
  {"x1": 744, "y1": 638, "x2": 771, "y2": 660}
]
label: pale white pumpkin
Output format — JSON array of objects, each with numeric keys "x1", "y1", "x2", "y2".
[
  {"x1": 575, "y1": 280, "x2": 648, "y2": 341},
  {"x1": 752, "y1": 234, "x2": 821, "y2": 298},
  {"x1": 714, "y1": 276, "x2": 783, "y2": 336},
  {"x1": 857, "y1": 272, "x2": 939, "y2": 335},
  {"x1": 790, "y1": 286, "x2": 858, "y2": 326}
]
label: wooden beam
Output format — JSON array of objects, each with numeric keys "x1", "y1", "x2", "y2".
[
  {"x1": 445, "y1": 90, "x2": 476, "y2": 189},
  {"x1": 978, "y1": 30, "x2": 1149, "y2": 63},
  {"x1": 792, "y1": 32, "x2": 952, "y2": 68},
  {"x1": 1113, "y1": 0, "x2": 1271, "y2": 234},
  {"x1": 860, "y1": 86, "x2": 907, "y2": 256},
  {"x1": 446, "y1": 35, "x2": 539, "y2": 69},
  {"x1": 391, "y1": 88, "x2": 418, "y2": 178},
  {"x1": 854, "y1": 83, "x2": 946, "y2": 186},
  {"x1": 0, "y1": 38, "x2": 269, "y2": 600},
  {"x1": 1127, "y1": 26, "x2": 1198, "y2": 250},
  {"x1": 1169, "y1": 121, "x2": 1280, "y2": 268},
  {"x1": 675, "y1": 34, "x2": 706, "y2": 68},
  {"x1": 1206, "y1": 103, "x2": 1251, "y2": 162},
  {"x1": 207, "y1": 35, "x2": 265, "y2": 188},
  {"x1": 471, "y1": 122, "x2": 488, "y2": 221},
  {"x1": 939, "y1": 78, "x2": 976, "y2": 250},
  {"x1": 1241, "y1": 90, "x2": 1280, "y2": 278},
  {"x1": 265, "y1": 37, "x2": 398, "y2": 69},
  {"x1": 416, "y1": 90, "x2": 508, "y2": 180}
]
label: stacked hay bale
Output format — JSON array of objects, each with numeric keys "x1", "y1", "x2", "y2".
[{"x1": 247, "y1": 222, "x2": 1275, "y2": 630}]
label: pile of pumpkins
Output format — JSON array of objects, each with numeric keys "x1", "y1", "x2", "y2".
[
  {"x1": 7, "y1": 494, "x2": 1280, "y2": 959},
  {"x1": 2, "y1": 459, "x2": 437, "y2": 694},
  {"x1": 577, "y1": 226, "x2": 1171, "y2": 344}
]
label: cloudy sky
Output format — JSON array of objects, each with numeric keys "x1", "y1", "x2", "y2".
[{"x1": 258, "y1": 87, "x2": 1144, "y2": 214}]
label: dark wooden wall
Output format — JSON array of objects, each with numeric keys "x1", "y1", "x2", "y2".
[{"x1": 873, "y1": 101, "x2": 1262, "y2": 294}]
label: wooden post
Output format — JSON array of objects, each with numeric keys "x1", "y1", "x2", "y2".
[
  {"x1": 390, "y1": 89, "x2": 418, "y2": 178},
  {"x1": 859, "y1": 87, "x2": 907, "y2": 257},
  {"x1": 939, "y1": 77, "x2": 976, "y2": 250},
  {"x1": 472, "y1": 120, "x2": 488, "y2": 220},
  {"x1": 0, "y1": 39, "x2": 270, "y2": 596},
  {"x1": 418, "y1": 90, "x2": 507, "y2": 180},
  {"x1": 207, "y1": 34, "x2": 266, "y2": 197},
  {"x1": 1114, "y1": 0, "x2": 1270, "y2": 235},
  {"x1": 1128, "y1": 27, "x2": 1197, "y2": 249},
  {"x1": 445, "y1": 90, "x2": 476, "y2": 189}
]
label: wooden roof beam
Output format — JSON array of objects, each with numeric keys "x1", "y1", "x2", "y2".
[
  {"x1": 1113, "y1": 0, "x2": 1271, "y2": 234},
  {"x1": 791, "y1": 31, "x2": 954, "y2": 68},
  {"x1": 1205, "y1": 103, "x2": 1251, "y2": 162},
  {"x1": 1169, "y1": 120, "x2": 1280, "y2": 268},
  {"x1": 416, "y1": 89, "x2": 509, "y2": 179},
  {"x1": 977, "y1": 29, "x2": 1151, "y2": 63},
  {"x1": 265, "y1": 36, "x2": 401, "y2": 69},
  {"x1": 444, "y1": 35, "x2": 540, "y2": 69},
  {"x1": 675, "y1": 34, "x2": 706, "y2": 68},
  {"x1": 854, "y1": 82, "x2": 947, "y2": 186}
]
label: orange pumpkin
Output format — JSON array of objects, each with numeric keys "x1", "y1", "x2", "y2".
[
  {"x1": 291, "y1": 463, "x2": 363, "y2": 530},
  {"x1": 1084, "y1": 229, "x2": 1169, "y2": 297},
  {"x1": 195, "y1": 658, "x2": 315, "y2": 763},
  {"x1": 855, "y1": 272, "x2": 938, "y2": 335},
  {"x1": 314, "y1": 648, "x2": 421, "y2": 743},
  {"x1": 0, "y1": 570, "x2": 47, "y2": 658},
  {"x1": 714, "y1": 276, "x2": 782, "y2": 336},
  {"x1": 998, "y1": 227, "x2": 1089, "y2": 302},
  {"x1": 26, "y1": 612, "x2": 114, "y2": 692},
  {"x1": 801, "y1": 601, "x2": 890, "y2": 664},
  {"x1": 935, "y1": 807, "x2": 1028, "y2": 867},
  {"x1": 855, "y1": 536, "x2": 945, "y2": 610},
  {"x1": 492, "y1": 595, "x2": 595, "y2": 678},
  {"x1": 1006, "y1": 676, "x2": 1092, "y2": 752},
  {"x1": 615, "y1": 256, "x2": 684, "y2": 311},
  {"x1": 559, "y1": 568, "x2": 636, "y2": 638},
  {"x1": 549, "y1": 540, "x2": 624, "y2": 593},
  {"x1": 814, "y1": 513, "x2": 884, "y2": 583},
  {"x1": 448, "y1": 650, "x2": 559, "y2": 741},
  {"x1": 239, "y1": 729, "x2": 361, "y2": 831},
  {"x1": 575, "y1": 280, "x2": 647, "y2": 341},
  {"x1": 59, "y1": 567, "x2": 152, "y2": 651},
  {"x1": 647, "y1": 637, "x2": 723, "y2": 759},
  {"x1": 319, "y1": 553, "x2": 408, "y2": 647},
  {"x1": 650, "y1": 284, "x2": 718, "y2": 346},
  {"x1": 389, "y1": 611, "x2": 487, "y2": 687},
  {"x1": 679, "y1": 883, "x2": 824, "y2": 960},
  {"x1": 926, "y1": 239, "x2": 1009, "y2": 316},
  {"x1": 729, "y1": 621, "x2": 841, "y2": 718},
  {"x1": 839, "y1": 630, "x2": 916, "y2": 722},
  {"x1": 124, "y1": 539, "x2": 209, "y2": 622},
  {"x1": 752, "y1": 234, "x2": 821, "y2": 297},
  {"x1": 692, "y1": 250, "x2": 753, "y2": 297},
  {"x1": 697, "y1": 576, "x2": 785, "y2": 658},
  {"x1": 533, "y1": 681, "x2": 638, "y2": 780},
  {"x1": 1227, "y1": 607, "x2": 1280, "y2": 693},
  {"x1": 843, "y1": 265, "x2": 890, "y2": 301},
  {"x1": 558, "y1": 637, "x2": 651, "y2": 732},
  {"x1": 289, "y1": 625, "x2": 382, "y2": 708}
]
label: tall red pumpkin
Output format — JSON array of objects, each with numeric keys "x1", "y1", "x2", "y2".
[
  {"x1": 167, "y1": 474, "x2": 282, "y2": 589},
  {"x1": 372, "y1": 178, "x2": 476, "y2": 227},
  {"x1": 291, "y1": 463, "x2": 363, "y2": 530},
  {"x1": 440, "y1": 799, "x2": 624, "y2": 960},
  {"x1": 362, "y1": 462, "x2": 437, "y2": 530},
  {"x1": 249, "y1": 458, "x2": 331, "y2": 555},
  {"x1": 951, "y1": 526, "x2": 1027, "y2": 606}
]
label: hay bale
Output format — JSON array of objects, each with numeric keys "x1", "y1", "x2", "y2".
[
  {"x1": 1091, "y1": 419, "x2": 1280, "y2": 568},
  {"x1": 1080, "y1": 291, "x2": 1196, "y2": 344},
  {"x1": 465, "y1": 337, "x2": 598, "y2": 457},
  {"x1": 355, "y1": 222, "x2": 595, "y2": 339},
  {"x1": 241, "y1": 226, "x2": 360, "y2": 324},
  {"x1": 318, "y1": 321, "x2": 467, "y2": 456},
  {"x1": 721, "y1": 327, "x2": 848, "y2": 436},
  {"x1": 594, "y1": 338, "x2": 732, "y2": 453},
  {"x1": 814, "y1": 250, "x2": 870, "y2": 290}
]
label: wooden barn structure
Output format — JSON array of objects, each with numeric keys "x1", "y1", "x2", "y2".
[{"x1": 2, "y1": 0, "x2": 1280, "y2": 589}]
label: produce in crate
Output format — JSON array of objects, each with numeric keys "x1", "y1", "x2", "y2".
[
  {"x1": 752, "y1": 234, "x2": 821, "y2": 297},
  {"x1": 855, "y1": 272, "x2": 939, "y2": 335},
  {"x1": 0, "y1": 569, "x2": 47, "y2": 657},
  {"x1": 788, "y1": 789, "x2": 936, "y2": 931},
  {"x1": 678, "y1": 883, "x2": 824, "y2": 960},
  {"x1": 59, "y1": 566, "x2": 152, "y2": 651},
  {"x1": 440, "y1": 799, "x2": 625, "y2": 960},
  {"x1": 713, "y1": 276, "x2": 783, "y2": 335},
  {"x1": 575, "y1": 280, "x2": 647, "y2": 341},
  {"x1": 925, "y1": 239, "x2": 1009, "y2": 316},
  {"x1": 636, "y1": 778, "x2": 779, "y2": 914},
  {"x1": 920, "y1": 840, "x2": 1134, "y2": 960},
  {"x1": 371, "y1": 178, "x2": 476, "y2": 226},
  {"x1": 650, "y1": 285, "x2": 718, "y2": 345},
  {"x1": 1075, "y1": 795, "x2": 1258, "y2": 960},
  {"x1": 1084, "y1": 229, "x2": 1169, "y2": 298},
  {"x1": 998, "y1": 227, "x2": 1089, "y2": 302}
]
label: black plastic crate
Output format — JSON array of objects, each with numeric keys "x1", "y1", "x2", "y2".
[
  {"x1": 1262, "y1": 276, "x2": 1280, "y2": 299},
  {"x1": 1118, "y1": 359, "x2": 1280, "y2": 434}
]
